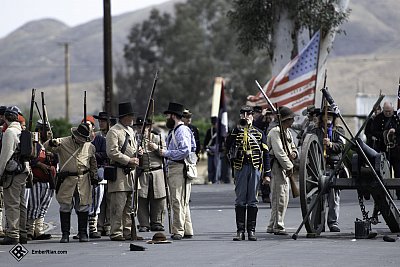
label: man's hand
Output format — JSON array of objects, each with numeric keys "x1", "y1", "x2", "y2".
[
  {"x1": 128, "y1": 157, "x2": 140, "y2": 167},
  {"x1": 49, "y1": 139, "x2": 60, "y2": 147},
  {"x1": 262, "y1": 176, "x2": 271, "y2": 185}
]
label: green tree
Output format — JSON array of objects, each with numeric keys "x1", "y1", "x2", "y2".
[{"x1": 50, "y1": 118, "x2": 72, "y2": 138}]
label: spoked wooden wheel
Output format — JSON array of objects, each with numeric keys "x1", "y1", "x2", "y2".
[{"x1": 299, "y1": 134, "x2": 327, "y2": 234}]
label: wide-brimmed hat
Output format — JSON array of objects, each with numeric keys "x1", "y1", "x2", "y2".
[
  {"x1": 320, "y1": 106, "x2": 337, "y2": 117},
  {"x1": 146, "y1": 232, "x2": 171, "y2": 244},
  {"x1": 279, "y1": 106, "x2": 296, "y2": 121},
  {"x1": 164, "y1": 102, "x2": 183, "y2": 117},
  {"x1": 118, "y1": 102, "x2": 135, "y2": 118},
  {"x1": 133, "y1": 116, "x2": 153, "y2": 126},
  {"x1": 93, "y1": 111, "x2": 109, "y2": 120},
  {"x1": 71, "y1": 123, "x2": 92, "y2": 142}
]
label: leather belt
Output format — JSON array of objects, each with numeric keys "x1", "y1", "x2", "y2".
[{"x1": 143, "y1": 166, "x2": 163, "y2": 172}]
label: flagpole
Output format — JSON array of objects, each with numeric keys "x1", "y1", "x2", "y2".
[
  {"x1": 314, "y1": 29, "x2": 322, "y2": 107},
  {"x1": 397, "y1": 77, "x2": 400, "y2": 116}
]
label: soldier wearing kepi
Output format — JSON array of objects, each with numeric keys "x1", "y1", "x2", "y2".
[
  {"x1": 134, "y1": 117, "x2": 167, "y2": 232},
  {"x1": 266, "y1": 106, "x2": 298, "y2": 235},
  {"x1": 106, "y1": 102, "x2": 140, "y2": 241},
  {"x1": 44, "y1": 123, "x2": 98, "y2": 243},
  {"x1": 0, "y1": 106, "x2": 30, "y2": 245},
  {"x1": 226, "y1": 105, "x2": 271, "y2": 241}
]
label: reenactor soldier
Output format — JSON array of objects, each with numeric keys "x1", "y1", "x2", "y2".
[
  {"x1": 26, "y1": 120, "x2": 57, "y2": 240},
  {"x1": 266, "y1": 106, "x2": 298, "y2": 235},
  {"x1": 106, "y1": 102, "x2": 141, "y2": 241},
  {"x1": 371, "y1": 102, "x2": 400, "y2": 200},
  {"x1": 134, "y1": 117, "x2": 167, "y2": 232},
  {"x1": 44, "y1": 123, "x2": 98, "y2": 243},
  {"x1": 93, "y1": 111, "x2": 111, "y2": 236},
  {"x1": 0, "y1": 106, "x2": 29, "y2": 245},
  {"x1": 226, "y1": 105, "x2": 271, "y2": 241},
  {"x1": 310, "y1": 106, "x2": 345, "y2": 232}
]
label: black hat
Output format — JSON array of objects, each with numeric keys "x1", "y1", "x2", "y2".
[
  {"x1": 71, "y1": 123, "x2": 92, "y2": 142},
  {"x1": 182, "y1": 109, "x2": 192, "y2": 118},
  {"x1": 118, "y1": 102, "x2": 135, "y2": 118},
  {"x1": 133, "y1": 116, "x2": 152, "y2": 126},
  {"x1": 164, "y1": 102, "x2": 183, "y2": 117},
  {"x1": 129, "y1": 243, "x2": 147, "y2": 251},
  {"x1": 211, "y1": 116, "x2": 218, "y2": 124},
  {"x1": 239, "y1": 105, "x2": 253, "y2": 114},
  {"x1": 93, "y1": 111, "x2": 109, "y2": 120},
  {"x1": 146, "y1": 232, "x2": 171, "y2": 244},
  {"x1": 253, "y1": 106, "x2": 263, "y2": 113},
  {"x1": 302, "y1": 105, "x2": 315, "y2": 116},
  {"x1": 279, "y1": 106, "x2": 296, "y2": 121},
  {"x1": 0, "y1": 106, "x2": 6, "y2": 115}
]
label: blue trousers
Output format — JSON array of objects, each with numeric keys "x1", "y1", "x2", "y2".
[{"x1": 234, "y1": 164, "x2": 261, "y2": 207}]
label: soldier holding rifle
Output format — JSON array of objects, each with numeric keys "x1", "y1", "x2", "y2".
[
  {"x1": 226, "y1": 105, "x2": 271, "y2": 241},
  {"x1": 106, "y1": 102, "x2": 141, "y2": 241},
  {"x1": 134, "y1": 117, "x2": 167, "y2": 232},
  {"x1": 266, "y1": 106, "x2": 298, "y2": 235}
]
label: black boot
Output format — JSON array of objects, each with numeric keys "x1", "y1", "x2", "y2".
[
  {"x1": 77, "y1": 211, "x2": 89, "y2": 242},
  {"x1": 247, "y1": 206, "x2": 258, "y2": 241},
  {"x1": 60, "y1": 212, "x2": 71, "y2": 243},
  {"x1": 233, "y1": 206, "x2": 246, "y2": 241}
]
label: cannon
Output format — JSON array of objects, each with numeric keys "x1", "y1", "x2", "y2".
[{"x1": 293, "y1": 91, "x2": 400, "y2": 239}]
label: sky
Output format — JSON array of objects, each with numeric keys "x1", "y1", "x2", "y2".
[{"x1": 1, "y1": 0, "x2": 169, "y2": 38}]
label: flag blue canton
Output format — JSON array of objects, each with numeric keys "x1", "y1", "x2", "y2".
[{"x1": 289, "y1": 31, "x2": 320, "y2": 80}]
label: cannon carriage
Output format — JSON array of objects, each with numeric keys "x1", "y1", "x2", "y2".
[{"x1": 294, "y1": 92, "x2": 400, "y2": 239}]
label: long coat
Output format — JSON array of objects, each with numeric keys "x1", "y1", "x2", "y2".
[
  {"x1": 106, "y1": 122, "x2": 138, "y2": 193},
  {"x1": 138, "y1": 132, "x2": 166, "y2": 199},
  {"x1": 44, "y1": 136, "x2": 97, "y2": 206}
]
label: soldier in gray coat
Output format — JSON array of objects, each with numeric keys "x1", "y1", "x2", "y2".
[
  {"x1": 134, "y1": 117, "x2": 167, "y2": 232},
  {"x1": 106, "y1": 102, "x2": 140, "y2": 241}
]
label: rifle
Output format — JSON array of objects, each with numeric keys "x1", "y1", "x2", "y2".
[
  {"x1": 84, "y1": 91, "x2": 87, "y2": 124},
  {"x1": 255, "y1": 80, "x2": 300, "y2": 198},
  {"x1": 159, "y1": 133, "x2": 172, "y2": 234},
  {"x1": 322, "y1": 70, "x2": 328, "y2": 158},
  {"x1": 131, "y1": 70, "x2": 159, "y2": 240},
  {"x1": 41, "y1": 92, "x2": 53, "y2": 140}
]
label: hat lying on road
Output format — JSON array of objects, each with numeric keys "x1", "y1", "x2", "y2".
[
  {"x1": 146, "y1": 232, "x2": 171, "y2": 244},
  {"x1": 129, "y1": 243, "x2": 147, "y2": 251}
]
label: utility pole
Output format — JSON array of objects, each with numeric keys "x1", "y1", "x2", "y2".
[
  {"x1": 61, "y1": 42, "x2": 70, "y2": 122},
  {"x1": 104, "y1": 0, "x2": 113, "y2": 116}
]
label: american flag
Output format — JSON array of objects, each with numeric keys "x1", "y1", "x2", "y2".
[{"x1": 247, "y1": 30, "x2": 320, "y2": 113}]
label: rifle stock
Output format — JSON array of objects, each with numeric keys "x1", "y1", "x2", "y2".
[{"x1": 255, "y1": 80, "x2": 299, "y2": 198}]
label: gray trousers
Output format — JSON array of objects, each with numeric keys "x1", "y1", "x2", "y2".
[
  {"x1": 109, "y1": 191, "x2": 132, "y2": 238},
  {"x1": 327, "y1": 189, "x2": 340, "y2": 227},
  {"x1": 168, "y1": 162, "x2": 193, "y2": 236},
  {"x1": 267, "y1": 163, "x2": 289, "y2": 232},
  {"x1": 3, "y1": 173, "x2": 28, "y2": 239}
]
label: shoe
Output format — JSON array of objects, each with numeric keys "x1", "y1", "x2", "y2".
[
  {"x1": 72, "y1": 234, "x2": 80, "y2": 240},
  {"x1": 19, "y1": 236, "x2": 28, "y2": 244},
  {"x1": 329, "y1": 225, "x2": 340, "y2": 232},
  {"x1": 151, "y1": 225, "x2": 165, "y2": 232},
  {"x1": 233, "y1": 232, "x2": 245, "y2": 241},
  {"x1": 0, "y1": 236, "x2": 19, "y2": 245},
  {"x1": 266, "y1": 228, "x2": 274, "y2": 234},
  {"x1": 183, "y1": 234, "x2": 193, "y2": 239},
  {"x1": 138, "y1": 226, "x2": 149, "y2": 232},
  {"x1": 89, "y1": 232, "x2": 102, "y2": 239},
  {"x1": 171, "y1": 234, "x2": 182, "y2": 240},
  {"x1": 34, "y1": 234, "x2": 52, "y2": 240},
  {"x1": 110, "y1": 236, "x2": 126, "y2": 241},
  {"x1": 248, "y1": 231, "x2": 257, "y2": 241},
  {"x1": 101, "y1": 229, "x2": 110, "y2": 236},
  {"x1": 274, "y1": 230, "x2": 288, "y2": 235}
]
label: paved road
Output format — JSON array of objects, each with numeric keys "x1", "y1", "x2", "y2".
[{"x1": 1, "y1": 183, "x2": 400, "y2": 266}]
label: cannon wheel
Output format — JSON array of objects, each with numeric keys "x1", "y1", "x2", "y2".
[{"x1": 299, "y1": 134, "x2": 327, "y2": 235}]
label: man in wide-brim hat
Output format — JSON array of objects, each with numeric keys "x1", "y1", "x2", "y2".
[
  {"x1": 44, "y1": 123, "x2": 98, "y2": 243},
  {"x1": 106, "y1": 102, "x2": 141, "y2": 241},
  {"x1": 152, "y1": 102, "x2": 196, "y2": 240}
]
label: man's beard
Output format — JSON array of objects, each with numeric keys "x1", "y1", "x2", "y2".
[{"x1": 166, "y1": 118, "x2": 175, "y2": 129}]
